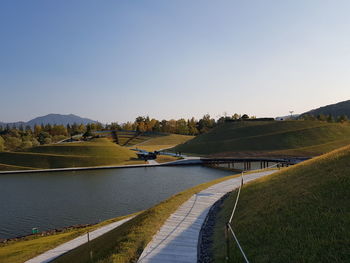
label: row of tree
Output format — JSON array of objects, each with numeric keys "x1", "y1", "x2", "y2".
[
  {"x1": 0, "y1": 122, "x2": 108, "y2": 151},
  {"x1": 299, "y1": 114, "x2": 349, "y2": 122},
  {"x1": 0, "y1": 124, "x2": 69, "y2": 152},
  {"x1": 112, "y1": 114, "x2": 256, "y2": 134}
]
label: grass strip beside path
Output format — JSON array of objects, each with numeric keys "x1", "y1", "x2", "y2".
[{"x1": 0, "y1": 214, "x2": 139, "y2": 263}]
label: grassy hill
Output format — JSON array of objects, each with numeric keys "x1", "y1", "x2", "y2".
[
  {"x1": 211, "y1": 145, "x2": 350, "y2": 262},
  {"x1": 93, "y1": 131, "x2": 166, "y2": 146},
  {"x1": 173, "y1": 120, "x2": 350, "y2": 157},
  {"x1": 0, "y1": 138, "x2": 140, "y2": 170},
  {"x1": 133, "y1": 134, "x2": 194, "y2": 152}
]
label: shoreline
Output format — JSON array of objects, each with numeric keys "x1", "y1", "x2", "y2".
[
  {"x1": 0, "y1": 158, "x2": 205, "y2": 175},
  {"x1": 0, "y1": 163, "x2": 163, "y2": 175},
  {"x1": 0, "y1": 223, "x2": 95, "y2": 244}
]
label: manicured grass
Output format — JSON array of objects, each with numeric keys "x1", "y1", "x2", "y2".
[
  {"x1": 0, "y1": 163, "x2": 37, "y2": 171},
  {"x1": 268, "y1": 138, "x2": 350, "y2": 156},
  {"x1": 95, "y1": 131, "x2": 155, "y2": 146},
  {"x1": 211, "y1": 145, "x2": 350, "y2": 262},
  {"x1": 155, "y1": 155, "x2": 179, "y2": 163},
  {"x1": 134, "y1": 134, "x2": 194, "y2": 152},
  {"x1": 51, "y1": 173, "x2": 241, "y2": 263},
  {"x1": 0, "y1": 214, "x2": 138, "y2": 263},
  {"x1": 0, "y1": 135, "x2": 193, "y2": 171},
  {"x1": 0, "y1": 138, "x2": 142, "y2": 170},
  {"x1": 174, "y1": 120, "x2": 350, "y2": 156},
  {"x1": 118, "y1": 135, "x2": 152, "y2": 146}
]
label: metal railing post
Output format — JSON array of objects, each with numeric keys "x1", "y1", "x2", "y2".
[{"x1": 225, "y1": 224, "x2": 230, "y2": 262}]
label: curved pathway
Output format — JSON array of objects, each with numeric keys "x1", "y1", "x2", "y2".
[
  {"x1": 138, "y1": 170, "x2": 277, "y2": 263},
  {"x1": 25, "y1": 216, "x2": 135, "y2": 263}
]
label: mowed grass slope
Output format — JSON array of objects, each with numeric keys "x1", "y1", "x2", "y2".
[
  {"x1": 0, "y1": 163, "x2": 36, "y2": 171},
  {"x1": 0, "y1": 138, "x2": 140, "y2": 170},
  {"x1": 133, "y1": 134, "x2": 194, "y2": 152},
  {"x1": 212, "y1": 145, "x2": 350, "y2": 262},
  {"x1": 174, "y1": 120, "x2": 350, "y2": 156}
]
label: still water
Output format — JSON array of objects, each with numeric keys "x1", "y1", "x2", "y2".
[{"x1": 0, "y1": 166, "x2": 233, "y2": 239}]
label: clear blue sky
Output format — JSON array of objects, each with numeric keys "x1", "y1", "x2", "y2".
[{"x1": 1, "y1": 0, "x2": 350, "y2": 123}]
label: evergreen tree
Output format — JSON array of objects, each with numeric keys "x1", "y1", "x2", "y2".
[
  {"x1": 317, "y1": 114, "x2": 327, "y2": 121},
  {"x1": 337, "y1": 115, "x2": 348, "y2": 123},
  {"x1": 38, "y1": 131, "x2": 51, "y2": 145},
  {"x1": 83, "y1": 125, "x2": 93, "y2": 138},
  {"x1": 327, "y1": 115, "x2": 335, "y2": 123}
]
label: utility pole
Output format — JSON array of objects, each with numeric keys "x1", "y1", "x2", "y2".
[{"x1": 289, "y1": 111, "x2": 294, "y2": 119}]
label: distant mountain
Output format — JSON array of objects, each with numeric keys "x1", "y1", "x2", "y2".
[
  {"x1": 301, "y1": 100, "x2": 350, "y2": 118},
  {"x1": 0, "y1": 114, "x2": 97, "y2": 128},
  {"x1": 27, "y1": 114, "x2": 97, "y2": 126}
]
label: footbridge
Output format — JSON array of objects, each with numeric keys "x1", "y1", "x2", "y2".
[
  {"x1": 164, "y1": 157, "x2": 310, "y2": 170},
  {"x1": 202, "y1": 157, "x2": 291, "y2": 170}
]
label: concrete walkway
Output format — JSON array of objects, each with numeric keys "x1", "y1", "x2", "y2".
[
  {"x1": 138, "y1": 170, "x2": 277, "y2": 263},
  {"x1": 25, "y1": 216, "x2": 135, "y2": 263},
  {"x1": 148, "y1": 160, "x2": 159, "y2": 165}
]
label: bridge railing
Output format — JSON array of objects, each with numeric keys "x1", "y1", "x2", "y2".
[{"x1": 225, "y1": 163, "x2": 279, "y2": 262}]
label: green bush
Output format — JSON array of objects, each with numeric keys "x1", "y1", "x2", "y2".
[{"x1": 4, "y1": 136, "x2": 22, "y2": 151}]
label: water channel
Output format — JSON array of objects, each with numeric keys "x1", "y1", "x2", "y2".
[{"x1": 0, "y1": 166, "x2": 233, "y2": 239}]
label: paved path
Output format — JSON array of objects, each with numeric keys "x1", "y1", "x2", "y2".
[
  {"x1": 138, "y1": 170, "x2": 277, "y2": 263},
  {"x1": 25, "y1": 216, "x2": 135, "y2": 263},
  {"x1": 148, "y1": 160, "x2": 159, "y2": 165}
]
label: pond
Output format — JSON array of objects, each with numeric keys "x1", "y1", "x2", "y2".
[{"x1": 0, "y1": 166, "x2": 233, "y2": 239}]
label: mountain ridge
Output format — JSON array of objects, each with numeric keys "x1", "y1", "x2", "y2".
[
  {"x1": 0, "y1": 114, "x2": 97, "y2": 127},
  {"x1": 301, "y1": 99, "x2": 350, "y2": 118}
]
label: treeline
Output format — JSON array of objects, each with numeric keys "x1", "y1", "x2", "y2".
[
  {"x1": 0, "y1": 113, "x2": 255, "y2": 152},
  {"x1": 0, "y1": 122, "x2": 100, "y2": 151},
  {"x1": 0, "y1": 124, "x2": 66, "y2": 152},
  {"x1": 113, "y1": 114, "x2": 257, "y2": 134},
  {"x1": 299, "y1": 114, "x2": 349, "y2": 122},
  {"x1": 117, "y1": 115, "x2": 216, "y2": 135}
]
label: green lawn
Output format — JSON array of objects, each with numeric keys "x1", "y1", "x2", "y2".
[
  {"x1": 0, "y1": 163, "x2": 37, "y2": 171},
  {"x1": 99, "y1": 130, "x2": 163, "y2": 146},
  {"x1": 174, "y1": 120, "x2": 350, "y2": 157},
  {"x1": 211, "y1": 144, "x2": 350, "y2": 262},
  {"x1": 155, "y1": 155, "x2": 180, "y2": 163},
  {"x1": 133, "y1": 134, "x2": 194, "y2": 152},
  {"x1": 0, "y1": 138, "x2": 142, "y2": 170}
]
